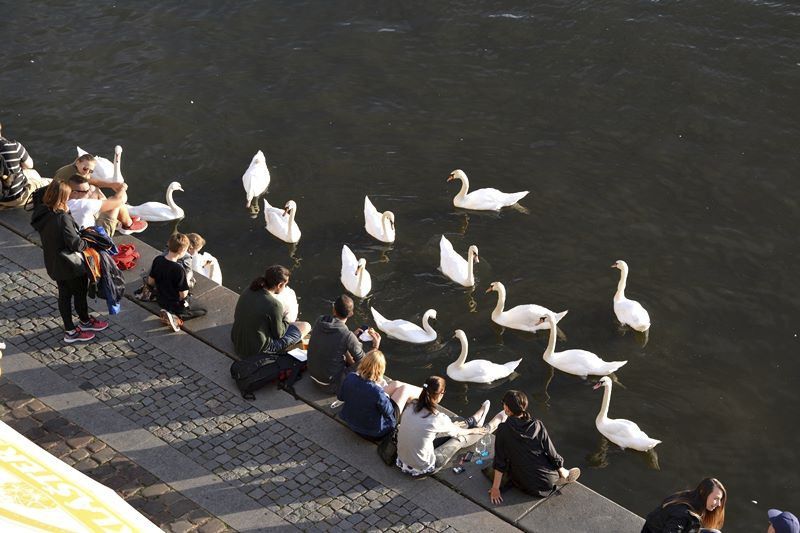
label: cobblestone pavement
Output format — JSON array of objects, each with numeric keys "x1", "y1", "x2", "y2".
[
  {"x1": 0, "y1": 378, "x2": 232, "y2": 533},
  {"x1": 0, "y1": 254, "x2": 458, "y2": 533}
]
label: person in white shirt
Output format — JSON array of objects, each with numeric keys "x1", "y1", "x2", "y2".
[{"x1": 67, "y1": 175, "x2": 129, "y2": 235}]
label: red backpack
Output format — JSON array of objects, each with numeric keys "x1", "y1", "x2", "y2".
[{"x1": 113, "y1": 243, "x2": 140, "y2": 271}]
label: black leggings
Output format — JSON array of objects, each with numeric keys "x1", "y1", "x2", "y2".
[{"x1": 56, "y1": 276, "x2": 90, "y2": 330}]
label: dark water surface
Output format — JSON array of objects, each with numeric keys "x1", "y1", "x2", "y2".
[{"x1": 5, "y1": 1, "x2": 799, "y2": 529}]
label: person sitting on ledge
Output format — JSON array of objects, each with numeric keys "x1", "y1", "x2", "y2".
[
  {"x1": 642, "y1": 477, "x2": 726, "y2": 533},
  {"x1": 147, "y1": 233, "x2": 207, "y2": 332},
  {"x1": 66, "y1": 175, "x2": 133, "y2": 236},
  {"x1": 337, "y1": 350, "x2": 422, "y2": 441},
  {"x1": 53, "y1": 153, "x2": 146, "y2": 234},
  {"x1": 231, "y1": 265, "x2": 311, "y2": 357},
  {"x1": 395, "y1": 375, "x2": 506, "y2": 477},
  {"x1": 306, "y1": 294, "x2": 380, "y2": 393},
  {"x1": 1, "y1": 121, "x2": 50, "y2": 209},
  {"x1": 485, "y1": 390, "x2": 580, "y2": 504}
]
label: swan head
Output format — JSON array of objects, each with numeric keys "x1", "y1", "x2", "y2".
[
  {"x1": 167, "y1": 181, "x2": 184, "y2": 193},
  {"x1": 355, "y1": 258, "x2": 367, "y2": 276},
  {"x1": 593, "y1": 376, "x2": 612, "y2": 390},
  {"x1": 485, "y1": 281, "x2": 503, "y2": 294},
  {"x1": 424, "y1": 309, "x2": 437, "y2": 321},
  {"x1": 536, "y1": 313, "x2": 556, "y2": 326},
  {"x1": 382, "y1": 211, "x2": 395, "y2": 230},
  {"x1": 254, "y1": 150, "x2": 266, "y2": 164},
  {"x1": 283, "y1": 200, "x2": 297, "y2": 216},
  {"x1": 447, "y1": 169, "x2": 467, "y2": 182},
  {"x1": 468, "y1": 245, "x2": 480, "y2": 263},
  {"x1": 114, "y1": 145, "x2": 122, "y2": 155},
  {"x1": 612, "y1": 260, "x2": 629, "y2": 271},
  {"x1": 452, "y1": 329, "x2": 467, "y2": 344}
]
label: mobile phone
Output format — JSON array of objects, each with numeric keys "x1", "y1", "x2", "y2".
[
  {"x1": 463, "y1": 451, "x2": 474, "y2": 463},
  {"x1": 452, "y1": 466, "x2": 465, "y2": 474}
]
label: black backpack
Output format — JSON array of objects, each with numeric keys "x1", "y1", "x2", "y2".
[{"x1": 230, "y1": 353, "x2": 306, "y2": 400}]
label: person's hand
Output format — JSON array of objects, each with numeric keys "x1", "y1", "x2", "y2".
[
  {"x1": 354, "y1": 326, "x2": 364, "y2": 336},
  {"x1": 110, "y1": 182, "x2": 125, "y2": 193},
  {"x1": 489, "y1": 486, "x2": 503, "y2": 505},
  {"x1": 368, "y1": 328, "x2": 381, "y2": 347}
]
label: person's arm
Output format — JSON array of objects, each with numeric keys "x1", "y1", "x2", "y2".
[
  {"x1": 17, "y1": 143, "x2": 33, "y2": 169},
  {"x1": 99, "y1": 183, "x2": 127, "y2": 212},
  {"x1": 146, "y1": 276, "x2": 156, "y2": 288},
  {"x1": 489, "y1": 470, "x2": 504, "y2": 504},
  {"x1": 62, "y1": 215, "x2": 87, "y2": 253},
  {"x1": 347, "y1": 332, "x2": 366, "y2": 364},
  {"x1": 89, "y1": 177, "x2": 124, "y2": 193},
  {"x1": 539, "y1": 423, "x2": 564, "y2": 470}
]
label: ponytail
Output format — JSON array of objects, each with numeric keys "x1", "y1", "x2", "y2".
[
  {"x1": 249, "y1": 276, "x2": 268, "y2": 291},
  {"x1": 414, "y1": 376, "x2": 446, "y2": 415}
]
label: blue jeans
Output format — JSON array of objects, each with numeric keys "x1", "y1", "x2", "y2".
[{"x1": 264, "y1": 324, "x2": 302, "y2": 354}]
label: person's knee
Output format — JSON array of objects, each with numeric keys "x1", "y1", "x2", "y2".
[{"x1": 295, "y1": 321, "x2": 312, "y2": 336}]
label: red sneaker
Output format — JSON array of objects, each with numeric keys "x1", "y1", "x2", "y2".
[
  {"x1": 118, "y1": 218, "x2": 148, "y2": 235},
  {"x1": 64, "y1": 328, "x2": 95, "y2": 343},
  {"x1": 79, "y1": 317, "x2": 109, "y2": 332}
]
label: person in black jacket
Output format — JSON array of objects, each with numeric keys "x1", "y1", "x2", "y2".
[
  {"x1": 486, "y1": 390, "x2": 580, "y2": 503},
  {"x1": 642, "y1": 478, "x2": 726, "y2": 533},
  {"x1": 30, "y1": 182, "x2": 108, "y2": 343}
]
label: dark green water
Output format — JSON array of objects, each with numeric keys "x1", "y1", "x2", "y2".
[{"x1": 5, "y1": 1, "x2": 799, "y2": 528}]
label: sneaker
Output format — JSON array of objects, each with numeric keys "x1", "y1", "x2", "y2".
[
  {"x1": 64, "y1": 328, "x2": 95, "y2": 343},
  {"x1": 79, "y1": 317, "x2": 109, "y2": 332},
  {"x1": 160, "y1": 309, "x2": 183, "y2": 332},
  {"x1": 118, "y1": 217, "x2": 148, "y2": 235},
  {"x1": 557, "y1": 467, "x2": 581, "y2": 486}
]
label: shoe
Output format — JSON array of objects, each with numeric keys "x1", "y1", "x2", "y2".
[
  {"x1": 118, "y1": 217, "x2": 148, "y2": 235},
  {"x1": 79, "y1": 317, "x2": 109, "y2": 332},
  {"x1": 557, "y1": 467, "x2": 581, "y2": 486},
  {"x1": 160, "y1": 309, "x2": 183, "y2": 332},
  {"x1": 64, "y1": 328, "x2": 95, "y2": 343}
]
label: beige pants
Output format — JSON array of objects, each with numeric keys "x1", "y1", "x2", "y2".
[{"x1": 0, "y1": 169, "x2": 51, "y2": 209}]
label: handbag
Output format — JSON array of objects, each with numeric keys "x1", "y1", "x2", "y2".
[{"x1": 376, "y1": 428, "x2": 398, "y2": 466}]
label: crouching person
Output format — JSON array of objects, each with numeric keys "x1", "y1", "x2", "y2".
[
  {"x1": 147, "y1": 233, "x2": 207, "y2": 331},
  {"x1": 486, "y1": 390, "x2": 580, "y2": 504}
]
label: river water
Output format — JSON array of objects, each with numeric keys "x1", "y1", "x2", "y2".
[{"x1": 5, "y1": 1, "x2": 799, "y2": 529}]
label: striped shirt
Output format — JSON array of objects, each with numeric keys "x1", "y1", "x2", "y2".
[{"x1": 0, "y1": 137, "x2": 29, "y2": 201}]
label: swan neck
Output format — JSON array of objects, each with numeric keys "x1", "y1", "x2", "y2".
[
  {"x1": 113, "y1": 152, "x2": 121, "y2": 180},
  {"x1": 543, "y1": 318, "x2": 557, "y2": 360},
  {"x1": 381, "y1": 214, "x2": 391, "y2": 236},
  {"x1": 455, "y1": 335, "x2": 468, "y2": 367},
  {"x1": 492, "y1": 286, "x2": 506, "y2": 317},
  {"x1": 455, "y1": 176, "x2": 469, "y2": 201},
  {"x1": 287, "y1": 207, "x2": 296, "y2": 239},
  {"x1": 615, "y1": 267, "x2": 628, "y2": 301},
  {"x1": 597, "y1": 383, "x2": 612, "y2": 423},
  {"x1": 422, "y1": 312, "x2": 434, "y2": 334},
  {"x1": 467, "y1": 249, "x2": 476, "y2": 284},
  {"x1": 166, "y1": 188, "x2": 178, "y2": 211}
]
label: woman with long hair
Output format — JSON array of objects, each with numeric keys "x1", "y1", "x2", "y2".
[
  {"x1": 486, "y1": 390, "x2": 580, "y2": 503},
  {"x1": 30, "y1": 181, "x2": 108, "y2": 343},
  {"x1": 395, "y1": 375, "x2": 506, "y2": 477},
  {"x1": 642, "y1": 477, "x2": 726, "y2": 533},
  {"x1": 337, "y1": 350, "x2": 422, "y2": 440}
]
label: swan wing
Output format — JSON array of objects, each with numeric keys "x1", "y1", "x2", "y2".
[
  {"x1": 242, "y1": 150, "x2": 270, "y2": 204},
  {"x1": 439, "y1": 236, "x2": 468, "y2": 284},
  {"x1": 448, "y1": 359, "x2": 520, "y2": 383},
  {"x1": 549, "y1": 349, "x2": 627, "y2": 377},
  {"x1": 496, "y1": 304, "x2": 562, "y2": 331},
  {"x1": 458, "y1": 188, "x2": 529, "y2": 210},
  {"x1": 364, "y1": 196, "x2": 384, "y2": 240},
  {"x1": 371, "y1": 307, "x2": 428, "y2": 341},
  {"x1": 600, "y1": 418, "x2": 661, "y2": 451},
  {"x1": 340, "y1": 246, "x2": 359, "y2": 294},
  {"x1": 127, "y1": 202, "x2": 172, "y2": 221},
  {"x1": 614, "y1": 298, "x2": 651, "y2": 331}
]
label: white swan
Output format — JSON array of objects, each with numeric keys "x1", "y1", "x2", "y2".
[
  {"x1": 593, "y1": 377, "x2": 661, "y2": 451},
  {"x1": 76, "y1": 145, "x2": 123, "y2": 182},
  {"x1": 274, "y1": 285, "x2": 299, "y2": 322},
  {"x1": 447, "y1": 169, "x2": 529, "y2": 211},
  {"x1": 242, "y1": 150, "x2": 270, "y2": 211},
  {"x1": 341, "y1": 245, "x2": 371, "y2": 298},
  {"x1": 539, "y1": 313, "x2": 627, "y2": 378},
  {"x1": 191, "y1": 251, "x2": 222, "y2": 285},
  {"x1": 447, "y1": 330, "x2": 521, "y2": 383},
  {"x1": 364, "y1": 196, "x2": 395, "y2": 243},
  {"x1": 487, "y1": 281, "x2": 568, "y2": 332},
  {"x1": 440, "y1": 235, "x2": 479, "y2": 287},
  {"x1": 371, "y1": 307, "x2": 437, "y2": 344},
  {"x1": 263, "y1": 199, "x2": 301, "y2": 243},
  {"x1": 612, "y1": 260, "x2": 651, "y2": 332},
  {"x1": 127, "y1": 181, "x2": 184, "y2": 221}
]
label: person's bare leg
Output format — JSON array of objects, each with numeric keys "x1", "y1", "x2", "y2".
[
  {"x1": 293, "y1": 321, "x2": 312, "y2": 337},
  {"x1": 386, "y1": 382, "x2": 423, "y2": 413},
  {"x1": 117, "y1": 204, "x2": 133, "y2": 227}
]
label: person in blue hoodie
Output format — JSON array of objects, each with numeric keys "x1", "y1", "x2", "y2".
[{"x1": 336, "y1": 350, "x2": 422, "y2": 441}]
